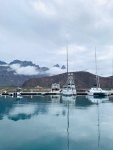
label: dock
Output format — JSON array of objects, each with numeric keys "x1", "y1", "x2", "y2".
[
  {"x1": 0, "y1": 91, "x2": 98, "y2": 96},
  {"x1": 1, "y1": 90, "x2": 112, "y2": 96}
]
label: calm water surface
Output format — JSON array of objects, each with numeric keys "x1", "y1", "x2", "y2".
[{"x1": 0, "y1": 95, "x2": 113, "y2": 150}]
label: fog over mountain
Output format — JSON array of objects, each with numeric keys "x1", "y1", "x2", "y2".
[
  {"x1": 0, "y1": 60, "x2": 67, "y2": 86},
  {"x1": 0, "y1": 60, "x2": 66, "y2": 76}
]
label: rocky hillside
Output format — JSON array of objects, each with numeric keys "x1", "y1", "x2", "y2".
[
  {"x1": 0, "y1": 65, "x2": 46, "y2": 86},
  {"x1": 22, "y1": 71, "x2": 113, "y2": 89}
]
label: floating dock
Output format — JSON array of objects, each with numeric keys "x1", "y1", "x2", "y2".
[
  {"x1": 1, "y1": 91, "x2": 112, "y2": 96},
  {"x1": 1, "y1": 91, "x2": 88, "y2": 96}
]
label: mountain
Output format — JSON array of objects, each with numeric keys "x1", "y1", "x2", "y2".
[
  {"x1": 2, "y1": 59, "x2": 112, "y2": 89},
  {"x1": 0, "y1": 61, "x2": 7, "y2": 65},
  {"x1": 22, "y1": 71, "x2": 113, "y2": 89},
  {"x1": 53, "y1": 64, "x2": 60, "y2": 68},
  {"x1": 10, "y1": 60, "x2": 36, "y2": 67},
  {"x1": 61, "y1": 65, "x2": 66, "y2": 69},
  {"x1": 53, "y1": 64, "x2": 66, "y2": 69},
  {"x1": 0, "y1": 59, "x2": 112, "y2": 88},
  {"x1": 0, "y1": 60, "x2": 48, "y2": 86},
  {"x1": 0, "y1": 60, "x2": 66, "y2": 86},
  {"x1": 0, "y1": 65, "x2": 47, "y2": 86}
]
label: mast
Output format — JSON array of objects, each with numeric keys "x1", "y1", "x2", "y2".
[
  {"x1": 66, "y1": 41, "x2": 69, "y2": 90},
  {"x1": 95, "y1": 47, "x2": 100, "y2": 88},
  {"x1": 111, "y1": 60, "x2": 113, "y2": 89},
  {"x1": 66, "y1": 41, "x2": 68, "y2": 75}
]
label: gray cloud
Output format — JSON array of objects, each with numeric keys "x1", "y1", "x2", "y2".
[{"x1": 0, "y1": 0, "x2": 113, "y2": 76}]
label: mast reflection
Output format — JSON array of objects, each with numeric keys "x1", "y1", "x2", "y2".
[
  {"x1": 67, "y1": 100, "x2": 69, "y2": 150},
  {"x1": 86, "y1": 95, "x2": 109, "y2": 148},
  {"x1": 61, "y1": 95, "x2": 76, "y2": 150}
]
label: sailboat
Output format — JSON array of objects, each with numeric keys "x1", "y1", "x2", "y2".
[
  {"x1": 87, "y1": 86, "x2": 109, "y2": 97},
  {"x1": 61, "y1": 43, "x2": 77, "y2": 96},
  {"x1": 87, "y1": 48, "x2": 109, "y2": 97}
]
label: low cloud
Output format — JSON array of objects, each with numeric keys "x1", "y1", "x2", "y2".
[
  {"x1": 46, "y1": 66, "x2": 66, "y2": 75},
  {"x1": 10, "y1": 64, "x2": 39, "y2": 75}
]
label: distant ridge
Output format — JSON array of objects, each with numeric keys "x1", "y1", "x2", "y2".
[
  {"x1": 0, "y1": 61, "x2": 7, "y2": 65},
  {"x1": 53, "y1": 64, "x2": 60, "y2": 68},
  {"x1": 22, "y1": 71, "x2": 113, "y2": 89},
  {"x1": 9, "y1": 60, "x2": 37, "y2": 67},
  {"x1": 53, "y1": 64, "x2": 66, "y2": 69},
  {"x1": 61, "y1": 65, "x2": 66, "y2": 69}
]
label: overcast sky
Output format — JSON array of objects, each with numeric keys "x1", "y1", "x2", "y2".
[{"x1": 0, "y1": 0, "x2": 113, "y2": 76}]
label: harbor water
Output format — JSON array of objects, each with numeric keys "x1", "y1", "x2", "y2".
[{"x1": 0, "y1": 95, "x2": 113, "y2": 150}]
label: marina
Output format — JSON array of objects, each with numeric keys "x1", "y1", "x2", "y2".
[{"x1": 1, "y1": 0, "x2": 113, "y2": 150}]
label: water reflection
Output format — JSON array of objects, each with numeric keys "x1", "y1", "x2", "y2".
[
  {"x1": 0, "y1": 96, "x2": 14, "y2": 120},
  {"x1": 86, "y1": 95, "x2": 109, "y2": 104},
  {"x1": 75, "y1": 96, "x2": 92, "y2": 108},
  {"x1": 1, "y1": 95, "x2": 113, "y2": 150},
  {"x1": 97, "y1": 103, "x2": 100, "y2": 148},
  {"x1": 61, "y1": 95, "x2": 76, "y2": 105},
  {"x1": 50, "y1": 95, "x2": 60, "y2": 103},
  {"x1": 0, "y1": 95, "x2": 109, "y2": 122},
  {"x1": 8, "y1": 104, "x2": 38, "y2": 121},
  {"x1": 67, "y1": 100, "x2": 70, "y2": 150},
  {"x1": 60, "y1": 95, "x2": 72, "y2": 150},
  {"x1": 0, "y1": 96, "x2": 50, "y2": 121},
  {"x1": 86, "y1": 95, "x2": 109, "y2": 148},
  {"x1": 0, "y1": 95, "x2": 75, "y2": 121}
]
